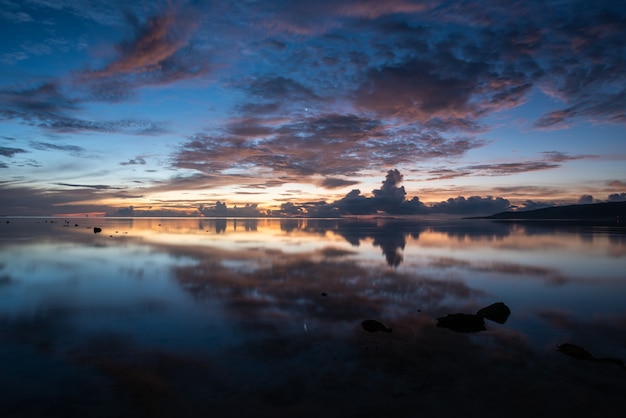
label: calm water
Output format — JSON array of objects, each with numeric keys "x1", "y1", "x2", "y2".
[{"x1": 1, "y1": 218, "x2": 625, "y2": 417}]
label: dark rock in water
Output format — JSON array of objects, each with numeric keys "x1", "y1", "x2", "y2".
[
  {"x1": 476, "y1": 302, "x2": 511, "y2": 324},
  {"x1": 557, "y1": 343, "x2": 594, "y2": 360},
  {"x1": 321, "y1": 292, "x2": 328, "y2": 297},
  {"x1": 93, "y1": 227, "x2": 102, "y2": 233},
  {"x1": 361, "y1": 319, "x2": 392, "y2": 333},
  {"x1": 436, "y1": 313, "x2": 486, "y2": 333},
  {"x1": 558, "y1": 343, "x2": 625, "y2": 367}
]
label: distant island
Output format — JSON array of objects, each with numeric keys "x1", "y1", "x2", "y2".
[{"x1": 473, "y1": 201, "x2": 626, "y2": 223}]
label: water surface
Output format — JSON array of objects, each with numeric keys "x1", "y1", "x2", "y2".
[{"x1": 1, "y1": 218, "x2": 625, "y2": 417}]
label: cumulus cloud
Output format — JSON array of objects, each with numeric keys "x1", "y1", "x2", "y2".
[
  {"x1": 274, "y1": 169, "x2": 508, "y2": 217},
  {"x1": 608, "y1": 193, "x2": 626, "y2": 202},
  {"x1": 429, "y1": 196, "x2": 511, "y2": 215}
]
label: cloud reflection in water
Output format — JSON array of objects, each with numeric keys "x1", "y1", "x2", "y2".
[{"x1": 0, "y1": 218, "x2": 625, "y2": 416}]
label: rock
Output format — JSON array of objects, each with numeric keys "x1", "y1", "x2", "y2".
[
  {"x1": 93, "y1": 227, "x2": 102, "y2": 233},
  {"x1": 361, "y1": 319, "x2": 392, "y2": 333},
  {"x1": 436, "y1": 313, "x2": 485, "y2": 333},
  {"x1": 557, "y1": 343, "x2": 625, "y2": 367},
  {"x1": 557, "y1": 343, "x2": 594, "y2": 360},
  {"x1": 476, "y1": 302, "x2": 511, "y2": 324}
]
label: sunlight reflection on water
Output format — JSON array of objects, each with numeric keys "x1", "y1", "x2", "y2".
[{"x1": 1, "y1": 218, "x2": 625, "y2": 416}]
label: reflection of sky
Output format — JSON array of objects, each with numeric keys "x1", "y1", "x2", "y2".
[{"x1": 1, "y1": 218, "x2": 626, "y2": 415}]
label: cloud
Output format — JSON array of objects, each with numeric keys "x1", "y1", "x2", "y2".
[
  {"x1": 29, "y1": 141, "x2": 85, "y2": 156},
  {"x1": 372, "y1": 168, "x2": 406, "y2": 200},
  {"x1": 531, "y1": 3, "x2": 626, "y2": 128},
  {"x1": 0, "y1": 184, "x2": 139, "y2": 216},
  {"x1": 428, "y1": 196, "x2": 511, "y2": 215},
  {"x1": 274, "y1": 169, "x2": 509, "y2": 217},
  {"x1": 241, "y1": 76, "x2": 321, "y2": 109},
  {"x1": 120, "y1": 157, "x2": 146, "y2": 166},
  {"x1": 0, "y1": 82, "x2": 78, "y2": 116},
  {"x1": 1, "y1": 10, "x2": 34, "y2": 23},
  {"x1": 0, "y1": 146, "x2": 27, "y2": 157},
  {"x1": 516, "y1": 200, "x2": 559, "y2": 211},
  {"x1": 54, "y1": 183, "x2": 124, "y2": 190},
  {"x1": 0, "y1": 82, "x2": 166, "y2": 135},
  {"x1": 465, "y1": 161, "x2": 560, "y2": 176},
  {"x1": 320, "y1": 177, "x2": 359, "y2": 189},
  {"x1": 427, "y1": 151, "x2": 597, "y2": 179},
  {"x1": 534, "y1": 92, "x2": 626, "y2": 129},
  {"x1": 608, "y1": 193, "x2": 626, "y2": 202},
  {"x1": 541, "y1": 151, "x2": 593, "y2": 162},
  {"x1": 79, "y1": 7, "x2": 212, "y2": 91},
  {"x1": 175, "y1": 114, "x2": 484, "y2": 180}
]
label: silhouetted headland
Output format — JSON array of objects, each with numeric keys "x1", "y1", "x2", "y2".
[{"x1": 469, "y1": 201, "x2": 626, "y2": 224}]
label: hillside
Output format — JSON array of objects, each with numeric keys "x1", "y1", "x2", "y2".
[{"x1": 483, "y1": 201, "x2": 626, "y2": 221}]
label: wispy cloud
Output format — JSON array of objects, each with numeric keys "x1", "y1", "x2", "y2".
[
  {"x1": 79, "y1": 7, "x2": 212, "y2": 91},
  {"x1": 0, "y1": 81, "x2": 166, "y2": 135},
  {"x1": 0, "y1": 146, "x2": 28, "y2": 157},
  {"x1": 426, "y1": 152, "x2": 595, "y2": 180},
  {"x1": 54, "y1": 182, "x2": 124, "y2": 190},
  {"x1": 29, "y1": 141, "x2": 84, "y2": 156},
  {"x1": 120, "y1": 157, "x2": 146, "y2": 166}
]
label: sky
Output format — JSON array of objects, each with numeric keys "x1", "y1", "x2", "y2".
[{"x1": 1, "y1": 0, "x2": 625, "y2": 217}]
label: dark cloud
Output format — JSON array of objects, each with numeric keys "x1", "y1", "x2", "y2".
[
  {"x1": 516, "y1": 200, "x2": 558, "y2": 211},
  {"x1": 466, "y1": 161, "x2": 560, "y2": 176},
  {"x1": 542, "y1": 151, "x2": 593, "y2": 162},
  {"x1": 241, "y1": 76, "x2": 320, "y2": 108},
  {"x1": 608, "y1": 193, "x2": 626, "y2": 202},
  {"x1": 425, "y1": 168, "x2": 470, "y2": 181},
  {"x1": 0, "y1": 184, "x2": 140, "y2": 216},
  {"x1": 120, "y1": 157, "x2": 146, "y2": 166},
  {"x1": 425, "y1": 158, "x2": 575, "y2": 181},
  {"x1": 175, "y1": 114, "x2": 484, "y2": 180},
  {"x1": 429, "y1": 196, "x2": 511, "y2": 215},
  {"x1": 37, "y1": 116, "x2": 167, "y2": 135},
  {"x1": 372, "y1": 169, "x2": 406, "y2": 200},
  {"x1": 273, "y1": 169, "x2": 509, "y2": 217},
  {"x1": 578, "y1": 194, "x2": 594, "y2": 204},
  {"x1": 0, "y1": 146, "x2": 27, "y2": 157},
  {"x1": 54, "y1": 183, "x2": 123, "y2": 190},
  {"x1": 0, "y1": 82, "x2": 79, "y2": 116},
  {"x1": 320, "y1": 177, "x2": 359, "y2": 189},
  {"x1": 0, "y1": 82, "x2": 166, "y2": 135},
  {"x1": 81, "y1": 8, "x2": 211, "y2": 88},
  {"x1": 29, "y1": 141, "x2": 85, "y2": 156}
]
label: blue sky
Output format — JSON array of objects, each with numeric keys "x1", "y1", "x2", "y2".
[{"x1": 1, "y1": 0, "x2": 625, "y2": 216}]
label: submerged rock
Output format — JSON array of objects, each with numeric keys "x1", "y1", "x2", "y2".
[
  {"x1": 476, "y1": 302, "x2": 511, "y2": 324},
  {"x1": 436, "y1": 313, "x2": 486, "y2": 333},
  {"x1": 361, "y1": 319, "x2": 392, "y2": 333}
]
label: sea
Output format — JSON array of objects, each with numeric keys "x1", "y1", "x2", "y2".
[{"x1": 1, "y1": 217, "x2": 625, "y2": 417}]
